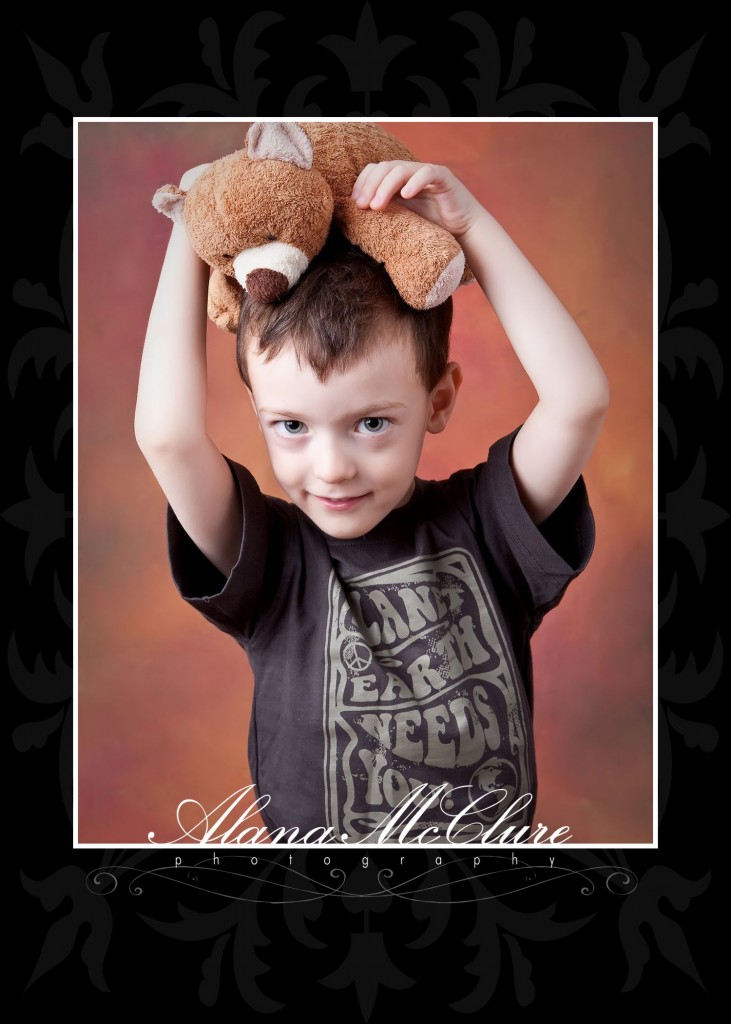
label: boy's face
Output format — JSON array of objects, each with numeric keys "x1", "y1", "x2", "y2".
[{"x1": 246, "y1": 331, "x2": 461, "y2": 539}]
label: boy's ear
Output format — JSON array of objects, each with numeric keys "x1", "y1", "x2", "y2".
[{"x1": 426, "y1": 362, "x2": 462, "y2": 434}]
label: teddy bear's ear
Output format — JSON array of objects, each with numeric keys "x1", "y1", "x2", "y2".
[
  {"x1": 152, "y1": 184, "x2": 186, "y2": 224},
  {"x1": 246, "y1": 122, "x2": 313, "y2": 170}
]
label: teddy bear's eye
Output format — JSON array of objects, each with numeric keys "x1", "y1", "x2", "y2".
[
  {"x1": 222, "y1": 253, "x2": 232, "y2": 260},
  {"x1": 266, "y1": 234, "x2": 276, "y2": 242}
]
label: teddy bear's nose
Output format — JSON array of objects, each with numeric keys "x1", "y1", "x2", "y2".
[{"x1": 245, "y1": 268, "x2": 290, "y2": 303}]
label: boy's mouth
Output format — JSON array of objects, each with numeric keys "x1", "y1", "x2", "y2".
[{"x1": 312, "y1": 494, "x2": 368, "y2": 511}]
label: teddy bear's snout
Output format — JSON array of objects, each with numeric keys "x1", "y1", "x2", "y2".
[
  {"x1": 245, "y1": 268, "x2": 290, "y2": 303},
  {"x1": 232, "y1": 241, "x2": 310, "y2": 304}
]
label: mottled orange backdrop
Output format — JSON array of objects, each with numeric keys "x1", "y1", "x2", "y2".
[{"x1": 78, "y1": 120, "x2": 653, "y2": 845}]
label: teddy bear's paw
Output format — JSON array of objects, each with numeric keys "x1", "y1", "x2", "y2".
[
  {"x1": 208, "y1": 295, "x2": 239, "y2": 332},
  {"x1": 208, "y1": 269, "x2": 243, "y2": 333},
  {"x1": 209, "y1": 304, "x2": 240, "y2": 333},
  {"x1": 424, "y1": 251, "x2": 465, "y2": 309}
]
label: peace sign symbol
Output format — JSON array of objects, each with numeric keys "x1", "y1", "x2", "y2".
[{"x1": 341, "y1": 636, "x2": 373, "y2": 672}]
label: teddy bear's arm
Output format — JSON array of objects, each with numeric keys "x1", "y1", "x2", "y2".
[
  {"x1": 208, "y1": 270, "x2": 244, "y2": 334},
  {"x1": 339, "y1": 201, "x2": 467, "y2": 310}
]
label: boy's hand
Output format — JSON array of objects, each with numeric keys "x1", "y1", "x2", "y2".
[
  {"x1": 179, "y1": 163, "x2": 211, "y2": 190},
  {"x1": 353, "y1": 160, "x2": 609, "y2": 528},
  {"x1": 351, "y1": 161, "x2": 483, "y2": 240}
]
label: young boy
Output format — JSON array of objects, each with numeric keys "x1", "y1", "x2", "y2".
[{"x1": 136, "y1": 154, "x2": 609, "y2": 845}]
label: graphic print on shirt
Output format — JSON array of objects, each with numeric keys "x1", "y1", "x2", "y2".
[{"x1": 323, "y1": 548, "x2": 533, "y2": 840}]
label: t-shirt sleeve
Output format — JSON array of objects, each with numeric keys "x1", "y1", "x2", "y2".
[
  {"x1": 166, "y1": 457, "x2": 272, "y2": 644},
  {"x1": 448, "y1": 427, "x2": 595, "y2": 628}
]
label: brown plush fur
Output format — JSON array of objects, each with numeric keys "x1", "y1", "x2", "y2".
[{"x1": 153, "y1": 122, "x2": 474, "y2": 331}]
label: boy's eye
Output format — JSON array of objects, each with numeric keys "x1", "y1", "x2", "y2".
[
  {"x1": 358, "y1": 417, "x2": 389, "y2": 434},
  {"x1": 275, "y1": 420, "x2": 307, "y2": 435}
]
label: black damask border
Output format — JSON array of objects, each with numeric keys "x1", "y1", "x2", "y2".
[{"x1": 11, "y1": 11, "x2": 720, "y2": 1010}]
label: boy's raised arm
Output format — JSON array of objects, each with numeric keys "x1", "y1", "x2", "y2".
[
  {"x1": 135, "y1": 165, "x2": 242, "y2": 577},
  {"x1": 353, "y1": 161, "x2": 610, "y2": 525},
  {"x1": 456, "y1": 207, "x2": 609, "y2": 524}
]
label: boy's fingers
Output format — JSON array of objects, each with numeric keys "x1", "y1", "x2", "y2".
[
  {"x1": 352, "y1": 162, "x2": 395, "y2": 205},
  {"x1": 400, "y1": 163, "x2": 449, "y2": 198},
  {"x1": 352, "y1": 162, "x2": 453, "y2": 210},
  {"x1": 351, "y1": 162, "x2": 376, "y2": 194},
  {"x1": 352, "y1": 161, "x2": 419, "y2": 207},
  {"x1": 370, "y1": 165, "x2": 420, "y2": 209},
  {"x1": 351, "y1": 162, "x2": 381, "y2": 202},
  {"x1": 179, "y1": 162, "x2": 212, "y2": 190}
]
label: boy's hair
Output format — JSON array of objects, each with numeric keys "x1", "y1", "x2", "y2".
[{"x1": 236, "y1": 232, "x2": 453, "y2": 392}]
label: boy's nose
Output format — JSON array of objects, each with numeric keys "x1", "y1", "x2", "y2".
[{"x1": 313, "y1": 441, "x2": 356, "y2": 484}]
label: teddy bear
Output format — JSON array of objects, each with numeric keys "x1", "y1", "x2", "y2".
[{"x1": 152, "y1": 121, "x2": 473, "y2": 332}]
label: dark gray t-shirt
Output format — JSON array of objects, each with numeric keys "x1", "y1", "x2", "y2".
[{"x1": 168, "y1": 430, "x2": 594, "y2": 843}]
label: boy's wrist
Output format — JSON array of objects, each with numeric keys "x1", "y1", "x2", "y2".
[
  {"x1": 179, "y1": 162, "x2": 211, "y2": 191},
  {"x1": 457, "y1": 206, "x2": 497, "y2": 246}
]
